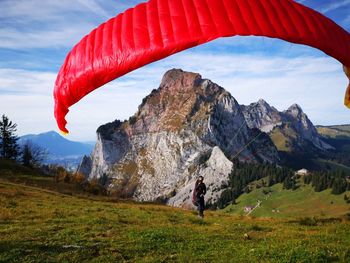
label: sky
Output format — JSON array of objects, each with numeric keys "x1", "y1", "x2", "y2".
[{"x1": 0, "y1": 0, "x2": 350, "y2": 142}]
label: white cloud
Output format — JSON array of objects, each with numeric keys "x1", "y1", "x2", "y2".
[
  {"x1": 295, "y1": 0, "x2": 307, "y2": 4},
  {"x1": 0, "y1": 0, "x2": 80, "y2": 20},
  {"x1": 1, "y1": 51, "x2": 349, "y2": 141},
  {"x1": 1, "y1": 0, "x2": 349, "y2": 141},
  {"x1": 0, "y1": 0, "x2": 95, "y2": 49},
  {"x1": 0, "y1": 94, "x2": 56, "y2": 137},
  {"x1": 76, "y1": 0, "x2": 112, "y2": 19},
  {"x1": 321, "y1": 0, "x2": 350, "y2": 13},
  {"x1": 0, "y1": 26, "x2": 96, "y2": 49},
  {"x1": 0, "y1": 0, "x2": 142, "y2": 49},
  {"x1": 0, "y1": 69, "x2": 56, "y2": 95},
  {"x1": 0, "y1": 69, "x2": 57, "y2": 138},
  {"x1": 0, "y1": 0, "x2": 128, "y2": 21}
]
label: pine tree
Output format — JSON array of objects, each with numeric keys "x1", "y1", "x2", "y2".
[
  {"x1": 303, "y1": 174, "x2": 311, "y2": 184},
  {"x1": 283, "y1": 176, "x2": 295, "y2": 190},
  {"x1": 0, "y1": 114, "x2": 20, "y2": 160},
  {"x1": 267, "y1": 176, "x2": 275, "y2": 187},
  {"x1": 22, "y1": 144, "x2": 33, "y2": 167},
  {"x1": 331, "y1": 177, "x2": 347, "y2": 195}
]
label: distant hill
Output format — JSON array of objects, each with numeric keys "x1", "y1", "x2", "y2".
[
  {"x1": 242, "y1": 100, "x2": 333, "y2": 152},
  {"x1": 18, "y1": 131, "x2": 94, "y2": 168},
  {"x1": 314, "y1": 125, "x2": 350, "y2": 171},
  {"x1": 316, "y1": 124, "x2": 350, "y2": 138},
  {"x1": 241, "y1": 101, "x2": 350, "y2": 171},
  {"x1": 224, "y1": 182, "x2": 350, "y2": 219}
]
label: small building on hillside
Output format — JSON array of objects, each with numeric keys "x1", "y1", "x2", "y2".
[
  {"x1": 295, "y1": 168, "x2": 309, "y2": 176},
  {"x1": 244, "y1": 201, "x2": 261, "y2": 213},
  {"x1": 244, "y1": 206, "x2": 255, "y2": 213}
]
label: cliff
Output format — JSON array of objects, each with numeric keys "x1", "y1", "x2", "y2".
[{"x1": 78, "y1": 69, "x2": 279, "y2": 206}]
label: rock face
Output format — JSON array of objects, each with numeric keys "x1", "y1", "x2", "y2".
[
  {"x1": 242, "y1": 100, "x2": 333, "y2": 151},
  {"x1": 283, "y1": 104, "x2": 333, "y2": 149},
  {"x1": 167, "y1": 146, "x2": 233, "y2": 208},
  {"x1": 78, "y1": 69, "x2": 279, "y2": 207},
  {"x1": 241, "y1": 99, "x2": 282, "y2": 133}
]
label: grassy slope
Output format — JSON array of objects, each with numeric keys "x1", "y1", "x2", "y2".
[
  {"x1": 269, "y1": 127, "x2": 290, "y2": 152},
  {"x1": 0, "y1": 174, "x2": 350, "y2": 262},
  {"x1": 0, "y1": 158, "x2": 103, "y2": 197},
  {"x1": 269, "y1": 125, "x2": 350, "y2": 171},
  {"x1": 1, "y1": 159, "x2": 350, "y2": 262},
  {"x1": 224, "y1": 183, "x2": 350, "y2": 219},
  {"x1": 269, "y1": 126, "x2": 297, "y2": 152},
  {"x1": 315, "y1": 125, "x2": 350, "y2": 171},
  {"x1": 317, "y1": 125, "x2": 350, "y2": 138}
]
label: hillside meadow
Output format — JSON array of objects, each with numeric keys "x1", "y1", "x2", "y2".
[
  {"x1": 1, "y1": 172, "x2": 350, "y2": 262},
  {"x1": 224, "y1": 183, "x2": 350, "y2": 219}
]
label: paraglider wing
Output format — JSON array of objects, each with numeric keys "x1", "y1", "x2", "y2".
[
  {"x1": 54, "y1": 0, "x2": 350, "y2": 133},
  {"x1": 344, "y1": 66, "x2": 350, "y2": 108}
]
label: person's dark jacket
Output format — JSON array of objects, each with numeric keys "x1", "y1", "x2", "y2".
[{"x1": 195, "y1": 182, "x2": 206, "y2": 198}]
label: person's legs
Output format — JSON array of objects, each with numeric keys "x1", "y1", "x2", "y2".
[
  {"x1": 196, "y1": 197, "x2": 202, "y2": 217},
  {"x1": 199, "y1": 197, "x2": 205, "y2": 218}
]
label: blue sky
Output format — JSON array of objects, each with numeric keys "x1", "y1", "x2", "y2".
[{"x1": 0, "y1": 0, "x2": 349, "y2": 141}]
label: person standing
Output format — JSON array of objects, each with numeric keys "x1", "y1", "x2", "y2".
[{"x1": 193, "y1": 176, "x2": 206, "y2": 218}]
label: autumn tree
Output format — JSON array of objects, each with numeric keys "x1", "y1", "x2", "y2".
[{"x1": 21, "y1": 141, "x2": 47, "y2": 168}]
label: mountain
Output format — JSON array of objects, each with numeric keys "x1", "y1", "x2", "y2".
[
  {"x1": 242, "y1": 100, "x2": 333, "y2": 151},
  {"x1": 78, "y1": 69, "x2": 279, "y2": 207},
  {"x1": 241, "y1": 99, "x2": 282, "y2": 133},
  {"x1": 241, "y1": 100, "x2": 350, "y2": 170},
  {"x1": 78, "y1": 69, "x2": 350, "y2": 207},
  {"x1": 19, "y1": 131, "x2": 94, "y2": 168}
]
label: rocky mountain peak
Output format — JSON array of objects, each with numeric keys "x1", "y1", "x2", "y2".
[
  {"x1": 257, "y1": 98, "x2": 270, "y2": 107},
  {"x1": 79, "y1": 69, "x2": 279, "y2": 206},
  {"x1": 284, "y1": 103, "x2": 311, "y2": 129},
  {"x1": 285, "y1": 103, "x2": 304, "y2": 118},
  {"x1": 241, "y1": 99, "x2": 281, "y2": 133},
  {"x1": 288, "y1": 103, "x2": 302, "y2": 110},
  {"x1": 160, "y1": 68, "x2": 201, "y2": 90},
  {"x1": 129, "y1": 68, "x2": 230, "y2": 135},
  {"x1": 243, "y1": 100, "x2": 333, "y2": 151}
]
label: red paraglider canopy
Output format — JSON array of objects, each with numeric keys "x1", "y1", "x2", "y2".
[{"x1": 54, "y1": 0, "x2": 350, "y2": 134}]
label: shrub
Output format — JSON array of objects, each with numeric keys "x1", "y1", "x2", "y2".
[
  {"x1": 72, "y1": 172, "x2": 85, "y2": 184},
  {"x1": 297, "y1": 217, "x2": 318, "y2": 226}
]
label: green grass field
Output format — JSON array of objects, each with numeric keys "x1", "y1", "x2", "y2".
[
  {"x1": 1, "y1": 173, "x2": 350, "y2": 262},
  {"x1": 224, "y1": 183, "x2": 350, "y2": 219},
  {"x1": 269, "y1": 126, "x2": 296, "y2": 152}
]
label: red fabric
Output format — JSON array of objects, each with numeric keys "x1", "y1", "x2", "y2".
[{"x1": 54, "y1": 0, "x2": 350, "y2": 133}]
